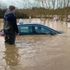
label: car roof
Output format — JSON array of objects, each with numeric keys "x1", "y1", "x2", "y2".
[{"x1": 18, "y1": 24, "x2": 44, "y2": 26}]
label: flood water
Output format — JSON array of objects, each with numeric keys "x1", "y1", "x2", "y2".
[{"x1": 0, "y1": 19, "x2": 70, "y2": 70}]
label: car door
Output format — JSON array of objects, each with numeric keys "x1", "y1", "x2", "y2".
[{"x1": 18, "y1": 25, "x2": 33, "y2": 35}]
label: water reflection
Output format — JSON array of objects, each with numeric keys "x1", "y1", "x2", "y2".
[{"x1": 4, "y1": 44, "x2": 19, "y2": 69}]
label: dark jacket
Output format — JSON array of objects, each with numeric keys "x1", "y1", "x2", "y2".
[{"x1": 4, "y1": 13, "x2": 18, "y2": 34}]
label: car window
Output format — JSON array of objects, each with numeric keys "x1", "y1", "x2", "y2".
[
  {"x1": 41, "y1": 27, "x2": 50, "y2": 34},
  {"x1": 41, "y1": 28, "x2": 46, "y2": 32},
  {"x1": 20, "y1": 26, "x2": 29, "y2": 33},
  {"x1": 19, "y1": 26, "x2": 32, "y2": 33},
  {"x1": 35, "y1": 26, "x2": 50, "y2": 34},
  {"x1": 35, "y1": 26, "x2": 41, "y2": 33}
]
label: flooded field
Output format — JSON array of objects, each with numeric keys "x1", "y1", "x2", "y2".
[{"x1": 0, "y1": 19, "x2": 70, "y2": 70}]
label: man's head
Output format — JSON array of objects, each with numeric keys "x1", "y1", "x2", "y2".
[{"x1": 9, "y1": 5, "x2": 16, "y2": 13}]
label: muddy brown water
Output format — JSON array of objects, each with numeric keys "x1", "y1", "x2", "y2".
[{"x1": 0, "y1": 19, "x2": 70, "y2": 70}]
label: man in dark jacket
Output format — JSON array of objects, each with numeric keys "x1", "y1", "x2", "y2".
[{"x1": 4, "y1": 6, "x2": 18, "y2": 45}]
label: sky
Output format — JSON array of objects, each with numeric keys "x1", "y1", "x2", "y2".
[
  {"x1": 0, "y1": 0, "x2": 70, "y2": 9},
  {"x1": 0, "y1": 0, "x2": 41, "y2": 9}
]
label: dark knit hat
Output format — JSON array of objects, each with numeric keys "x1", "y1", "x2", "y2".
[{"x1": 9, "y1": 5, "x2": 15, "y2": 11}]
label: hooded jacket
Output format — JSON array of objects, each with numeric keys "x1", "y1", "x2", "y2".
[{"x1": 4, "y1": 9, "x2": 18, "y2": 33}]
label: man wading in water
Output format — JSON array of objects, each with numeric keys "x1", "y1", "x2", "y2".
[{"x1": 3, "y1": 6, "x2": 18, "y2": 45}]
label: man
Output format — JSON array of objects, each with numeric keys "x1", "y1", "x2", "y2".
[{"x1": 4, "y1": 6, "x2": 18, "y2": 45}]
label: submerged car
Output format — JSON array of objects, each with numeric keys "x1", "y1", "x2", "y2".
[{"x1": 18, "y1": 24, "x2": 62, "y2": 35}]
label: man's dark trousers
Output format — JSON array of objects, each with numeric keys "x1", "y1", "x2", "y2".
[{"x1": 4, "y1": 30, "x2": 16, "y2": 44}]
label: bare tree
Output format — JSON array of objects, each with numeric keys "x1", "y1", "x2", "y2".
[
  {"x1": 65, "y1": 0, "x2": 70, "y2": 21},
  {"x1": 51, "y1": 0, "x2": 56, "y2": 9}
]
